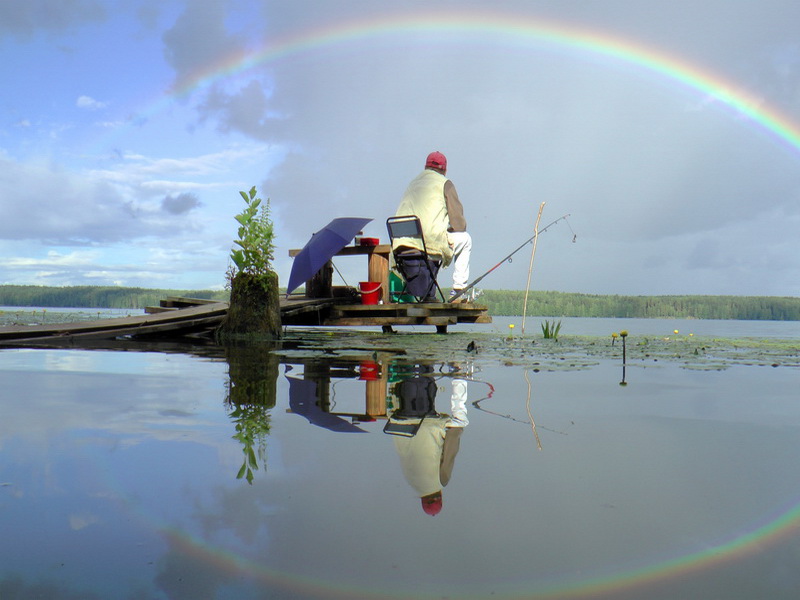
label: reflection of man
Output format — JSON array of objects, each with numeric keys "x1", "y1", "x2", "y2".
[
  {"x1": 395, "y1": 151, "x2": 472, "y2": 299},
  {"x1": 391, "y1": 377, "x2": 469, "y2": 516}
]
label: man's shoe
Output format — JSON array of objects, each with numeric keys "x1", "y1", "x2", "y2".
[{"x1": 449, "y1": 289, "x2": 469, "y2": 303}]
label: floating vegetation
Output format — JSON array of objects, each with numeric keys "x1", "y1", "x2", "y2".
[
  {"x1": 0, "y1": 308, "x2": 133, "y2": 326},
  {"x1": 273, "y1": 329, "x2": 799, "y2": 372}
]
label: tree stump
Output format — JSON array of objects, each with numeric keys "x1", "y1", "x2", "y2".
[{"x1": 220, "y1": 270, "x2": 281, "y2": 339}]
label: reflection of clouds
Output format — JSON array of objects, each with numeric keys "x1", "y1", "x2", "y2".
[
  {"x1": 69, "y1": 513, "x2": 100, "y2": 530},
  {"x1": 193, "y1": 482, "x2": 280, "y2": 547},
  {"x1": 155, "y1": 533, "x2": 237, "y2": 600},
  {"x1": 1, "y1": 349, "x2": 227, "y2": 378},
  {"x1": 155, "y1": 482, "x2": 282, "y2": 599},
  {"x1": 39, "y1": 349, "x2": 224, "y2": 377},
  {"x1": 0, "y1": 349, "x2": 282, "y2": 598},
  {"x1": 44, "y1": 351, "x2": 98, "y2": 373},
  {"x1": 1, "y1": 482, "x2": 24, "y2": 499},
  {"x1": 0, "y1": 576, "x2": 103, "y2": 600},
  {"x1": 0, "y1": 351, "x2": 231, "y2": 452}
]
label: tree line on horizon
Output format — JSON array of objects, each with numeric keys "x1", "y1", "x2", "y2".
[
  {"x1": 0, "y1": 285, "x2": 228, "y2": 310},
  {"x1": 1, "y1": 285, "x2": 799, "y2": 321},
  {"x1": 479, "y1": 289, "x2": 800, "y2": 320}
]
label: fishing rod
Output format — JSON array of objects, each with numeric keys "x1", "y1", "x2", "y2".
[{"x1": 450, "y1": 213, "x2": 573, "y2": 302}]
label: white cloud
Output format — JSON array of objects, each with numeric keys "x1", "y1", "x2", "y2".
[
  {"x1": 76, "y1": 95, "x2": 108, "y2": 110},
  {"x1": 5, "y1": 250, "x2": 100, "y2": 268}
]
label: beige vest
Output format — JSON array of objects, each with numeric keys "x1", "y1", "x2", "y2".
[{"x1": 394, "y1": 169, "x2": 454, "y2": 266}]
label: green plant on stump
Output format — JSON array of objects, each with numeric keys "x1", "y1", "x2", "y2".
[
  {"x1": 541, "y1": 319, "x2": 562, "y2": 341},
  {"x1": 219, "y1": 186, "x2": 281, "y2": 340},
  {"x1": 230, "y1": 186, "x2": 275, "y2": 277}
]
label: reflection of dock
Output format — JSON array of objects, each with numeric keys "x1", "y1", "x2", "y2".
[
  {"x1": 0, "y1": 293, "x2": 491, "y2": 344},
  {"x1": 284, "y1": 356, "x2": 391, "y2": 424}
]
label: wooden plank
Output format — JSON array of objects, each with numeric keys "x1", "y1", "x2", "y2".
[
  {"x1": 60, "y1": 316, "x2": 225, "y2": 340},
  {"x1": 330, "y1": 302, "x2": 488, "y2": 311},
  {"x1": 331, "y1": 244, "x2": 392, "y2": 256},
  {"x1": 324, "y1": 315, "x2": 458, "y2": 326},
  {"x1": 160, "y1": 296, "x2": 221, "y2": 307},
  {"x1": 145, "y1": 306, "x2": 178, "y2": 314},
  {"x1": 331, "y1": 304, "x2": 488, "y2": 317},
  {"x1": 0, "y1": 302, "x2": 229, "y2": 342}
]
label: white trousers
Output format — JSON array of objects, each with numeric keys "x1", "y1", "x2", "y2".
[
  {"x1": 448, "y1": 378, "x2": 469, "y2": 427},
  {"x1": 447, "y1": 231, "x2": 472, "y2": 290}
]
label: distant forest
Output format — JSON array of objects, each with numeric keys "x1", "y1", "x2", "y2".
[
  {"x1": 1, "y1": 285, "x2": 799, "y2": 321},
  {"x1": 479, "y1": 290, "x2": 800, "y2": 320},
  {"x1": 0, "y1": 285, "x2": 228, "y2": 310}
]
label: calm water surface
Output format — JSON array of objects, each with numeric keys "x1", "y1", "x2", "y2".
[{"x1": 1, "y1": 319, "x2": 799, "y2": 599}]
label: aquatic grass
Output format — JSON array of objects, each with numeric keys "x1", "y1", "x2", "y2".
[{"x1": 541, "y1": 319, "x2": 562, "y2": 340}]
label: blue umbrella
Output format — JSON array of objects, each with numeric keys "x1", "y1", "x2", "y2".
[{"x1": 286, "y1": 217, "x2": 373, "y2": 296}]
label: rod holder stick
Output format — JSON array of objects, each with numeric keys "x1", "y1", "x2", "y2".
[{"x1": 522, "y1": 202, "x2": 546, "y2": 334}]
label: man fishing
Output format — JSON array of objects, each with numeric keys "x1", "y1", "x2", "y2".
[{"x1": 394, "y1": 151, "x2": 472, "y2": 301}]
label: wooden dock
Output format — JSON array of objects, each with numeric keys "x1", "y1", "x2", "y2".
[
  {"x1": 279, "y1": 293, "x2": 491, "y2": 332},
  {"x1": 0, "y1": 294, "x2": 491, "y2": 345},
  {"x1": 0, "y1": 300, "x2": 229, "y2": 345}
]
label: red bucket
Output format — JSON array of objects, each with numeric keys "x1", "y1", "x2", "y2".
[
  {"x1": 359, "y1": 281, "x2": 382, "y2": 305},
  {"x1": 359, "y1": 360, "x2": 380, "y2": 380}
]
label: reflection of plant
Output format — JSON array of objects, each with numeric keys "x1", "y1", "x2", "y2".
[
  {"x1": 227, "y1": 400, "x2": 271, "y2": 485},
  {"x1": 224, "y1": 345, "x2": 278, "y2": 484},
  {"x1": 541, "y1": 319, "x2": 562, "y2": 340}
]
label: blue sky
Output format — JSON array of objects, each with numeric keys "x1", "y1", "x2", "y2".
[{"x1": 2, "y1": 0, "x2": 800, "y2": 296}]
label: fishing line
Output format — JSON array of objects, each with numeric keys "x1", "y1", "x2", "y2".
[
  {"x1": 450, "y1": 213, "x2": 574, "y2": 302},
  {"x1": 566, "y1": 218, "x2": 578, "y2": 243}
]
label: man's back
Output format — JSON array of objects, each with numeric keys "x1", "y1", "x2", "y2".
[{"x1": 395, "y1": 169, "x2": 453, "y2": 265}]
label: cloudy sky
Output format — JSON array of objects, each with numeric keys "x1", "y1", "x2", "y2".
[{"x1": 2, "y1": 0, "x2": 799, "y2": 296}]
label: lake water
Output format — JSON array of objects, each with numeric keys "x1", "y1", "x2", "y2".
[{"x1": 1, "y1": 318, "x2": 799, "y2": 599}]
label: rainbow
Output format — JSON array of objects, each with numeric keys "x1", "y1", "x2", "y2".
[
  {"x1": 153, "y1": 495, "x2": 800, "y2": 600},
  {"x1": 116, "y1": 10, "x2": 800, "y2": 597},
  {"x1": 152, "y1": 490, "x2": 800, "y2": 600},
  {"x1": 166, "y1": 9, "x2": 800, "y2": 154}
]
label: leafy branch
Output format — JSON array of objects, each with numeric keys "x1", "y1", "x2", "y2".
[{"x1": 230, "y1": 186, "x2": 275, "y2": 278}]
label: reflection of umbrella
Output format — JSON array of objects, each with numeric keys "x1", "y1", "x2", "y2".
[
  {"x1": 287, "y1": 217, "x2": 373, "y2": 296},
  {"x1": 287, "y1": 376, "x2": 366, "y2": 433}
]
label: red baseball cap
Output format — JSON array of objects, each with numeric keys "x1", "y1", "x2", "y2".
[
  {"x1": 421, "y1": 492, "x2": 443, "y2": 516},
  {"x1": 425, "y1": 151, "x2": 447, "y2": 171}
]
